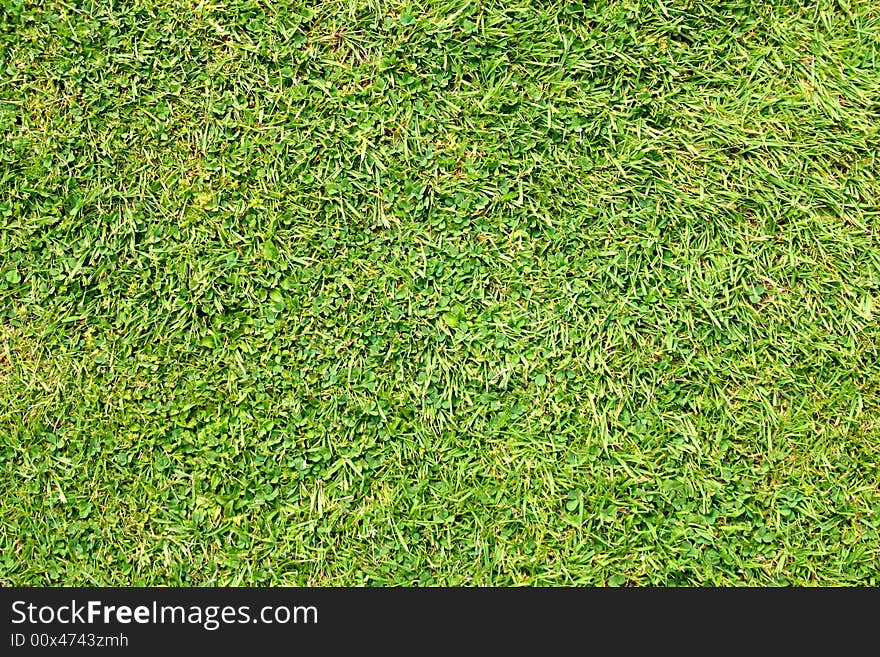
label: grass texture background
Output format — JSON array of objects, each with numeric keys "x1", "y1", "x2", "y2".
[{"x1": 1, "y1": 0, "x2": 879, "y2": 584}]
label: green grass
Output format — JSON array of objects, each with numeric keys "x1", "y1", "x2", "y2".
[{"x1": 2, "y1": 0, "x2": 879, "y2": 586}]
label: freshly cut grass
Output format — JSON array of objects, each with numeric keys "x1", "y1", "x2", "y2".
[{"x1": 1, "y1": 0, "x2": 879, "y2": 585}]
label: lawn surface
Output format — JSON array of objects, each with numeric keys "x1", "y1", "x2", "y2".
[{"x1": 2, "y1": 0, "x2": 879, "y2": 585}]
